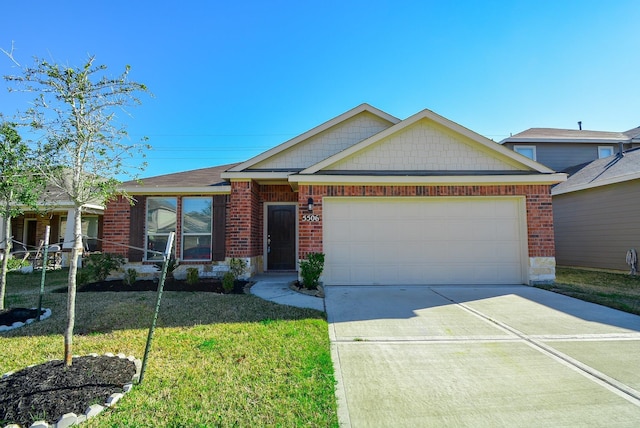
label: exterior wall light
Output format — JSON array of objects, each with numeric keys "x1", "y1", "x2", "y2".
[{"x1": 307, "y1": 197, "x2": 314, "y2": 212}]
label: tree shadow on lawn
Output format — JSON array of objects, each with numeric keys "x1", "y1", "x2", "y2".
[{"x1": 2, "y1": 287, "x2": 325, "y2": 338}]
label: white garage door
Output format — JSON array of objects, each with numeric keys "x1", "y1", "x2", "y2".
[{"x1": 322, "y1": 197, "x2": 526, "y2": 285}]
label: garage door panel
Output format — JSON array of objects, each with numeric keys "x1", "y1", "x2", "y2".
[{"x1": 323, "y1": 197, "x2": 525, "y2": 285}]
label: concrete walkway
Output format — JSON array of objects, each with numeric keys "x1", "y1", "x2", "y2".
[
  {"x1": 249, "y1": 273, "x2": 325, "y2": 311},
  {"x1": 325, "y1": 285, "x2": 640, "y2": 427}
]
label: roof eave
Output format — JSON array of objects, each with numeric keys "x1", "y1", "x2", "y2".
[
  {"x1": 289, "y1": 173, "x2": 567, "y2": 186},
  {"x1": 121, "y1": 185, "x2": 232, "y2": 195},
  {"x1": 552, "y1": 171, "x2": 640, "y2": 195}
]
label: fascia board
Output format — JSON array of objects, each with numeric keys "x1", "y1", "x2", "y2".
[
  {"x1": 289, "y1": 173, "x2": 567, "y2": 186},
  {"x1": 506, "y1": 138, "x2": 629, "y2": 144},
  {"x1": 552, "y1": 172, "x2": 640, "y2": 195},
  {"x1": 17, "y1": 201, "x2": 105, "y2": 212},
  {"x1": 302, "y1": 108, "x2": 555, "y2": 174},
  {"x1": 226, "y1": 104, "x2": 399, "y2": 172},
  {"x1": 121, "y1": 185, "x2": 231, "y2": 195},
  {"x1": 220, "y1": 171, "x2": 292, "y2": 180}
]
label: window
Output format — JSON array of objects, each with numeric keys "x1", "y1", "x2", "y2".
[
  {"x1": 182, "y1": 197, "x2": 212, "y2": 261},
  {"x1": 146, "y1": 197, "x2": 177, "y2": 260},
  {"x1": 513, "y1": 145, "x2": 536, "y2": 161},
  {"x1": 598, "y1": 146, "x2": 614, "y2": 159},
  {"x1": 59, "y1": 215, "x2": 100, "y2": 251}
]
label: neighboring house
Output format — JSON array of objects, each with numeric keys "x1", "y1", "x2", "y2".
[
  {"x1": 552, "y1": 148, "x2": 640, "y2": 271},
  {"x1": 0, "y1": 187, "x2": 104, "y2": 267},
  {"x1": 501, "y1": 127, "x2": 640, "y2": 172},
  {"x1": 102, "y1": 104, "x2": 566, "y2": 285}
]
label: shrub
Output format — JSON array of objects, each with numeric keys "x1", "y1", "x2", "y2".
[
  {"x1": 299, "y1": 252, "x2": 325, "y2": 289},
  {"x1": 222, "y1": 271, "x2": 235, "y2": 294},
  {"x1": 186, "y1": 267, "x2": 200, "y2": 285},
  {"x1": 123, "y1": 268, "x2": 137, "y2": 286},
  {"x1": 7, "y1": 257, "x2": 30, "y2": 271},
  {"x1": 228, "y1": 258, "x2": 247, "y2": 279},
  {"x1": 76, "y1": 268, "x2": 93, "y2": 286},
  {"x1": 85, "y1": 253, "x2": 125, "y2": 281}
]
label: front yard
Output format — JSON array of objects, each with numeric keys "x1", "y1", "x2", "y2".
[
  {"x1": 540, "y1": 266, "x2": 640, "y2": 316},
  {"x1": 1, "y1": 270, "x2": 338, "y2": 427}
]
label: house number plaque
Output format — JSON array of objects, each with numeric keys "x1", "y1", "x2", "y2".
[{"x1": 302, "y1": 214, "x2": 320, "y2": 222}]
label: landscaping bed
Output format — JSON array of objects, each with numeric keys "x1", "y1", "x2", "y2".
[
  {"x1": 52, "y1": 278, "x2": 250, "y2": 294},
  {"x1": 1, "y1": 355, "x2": 138, "y2": 428}
]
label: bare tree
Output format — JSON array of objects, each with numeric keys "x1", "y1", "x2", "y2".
[
  {"x1": 0, "y1": 121, "x2": 45, "y2": 310},
  {"x1": 4, "y1": 55, "x2": 150, "y2": 365}
]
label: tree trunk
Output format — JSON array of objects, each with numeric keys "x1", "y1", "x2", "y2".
[
  {"x1": 0, "y1": 199, "x2": 11, "y2": 310},
  {"x1": 64, "y1": 207, "x2": 83, "y2": 366}
]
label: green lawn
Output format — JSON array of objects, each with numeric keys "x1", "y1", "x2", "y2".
[
  {"x1": 539, "y1": 266, "x2": 640, "y2": 316},
  {"x1": 1, "y1": 270, "x2": 338, "y2": 427}
]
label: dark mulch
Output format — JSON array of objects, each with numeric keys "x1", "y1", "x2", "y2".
[
  {"x1": 0, "y1": 308, "x2": 45, "y2": 327},
  {"x1": 52, "y1": 278, "x2": 249, "y2": 294},
  {"x1": 0, "y1": 355, "x2": 136, "y2": 427}
]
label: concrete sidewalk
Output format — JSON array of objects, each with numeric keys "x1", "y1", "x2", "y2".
[
  {"x1": 249, "y1": 273, "x2": 325, "y2": 311},
  {"x1": 325, "y1": 285, "x2": 640, "y2": 427}
]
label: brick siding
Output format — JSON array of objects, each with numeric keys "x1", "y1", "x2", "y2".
[{"x1": 297, "y1": 184, "x2": 555, "y2": 260}]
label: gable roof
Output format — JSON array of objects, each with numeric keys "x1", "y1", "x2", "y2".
[
  {"x1": 502, "y1": 128, "x2": 629, "y2": 144},
  {"x1": 300, "y1": 108, "x2": 555, "y2": 175},
  {"x1": 552, "y1": 148, "x2": 640, "y2": 195},
  {"x1": 225, "y1": 103, "x2": 399, "y2": 173}
]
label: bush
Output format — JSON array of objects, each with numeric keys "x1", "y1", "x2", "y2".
[
  {"x1": 222, "y1": 271, "x2": 235, "y2": 294},
  {"x1": 7, "y1": 257, "x2": 30, "y2": 271},
  {"x1": 123, "y1": 268, "x2": 138, "y2": 286},
  {"x1": 76, "y1": 268, "x2": 93, "y2": 286},
  {"x1": 228, "y1": 258, "x2": 247, "y2": 279},
  {"x1": 299, "y1": 252, "x2": 325, "y2": 289},
  {"x1": 85, "y1": 253, "x2": 125, "y2": 281},
  {"x1": 186, "y1": 267, "x2": 200, "y2": 285}
]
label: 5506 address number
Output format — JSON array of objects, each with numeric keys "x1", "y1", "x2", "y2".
[{"x1": 302, "y1": 214, "x2": 320, "y2": 222}]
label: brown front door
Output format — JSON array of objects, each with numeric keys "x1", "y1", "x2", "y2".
[{"x1": 267, "y1": 205, "x2": 296, "y2": 270}]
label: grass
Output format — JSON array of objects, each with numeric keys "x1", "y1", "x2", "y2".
[
  {"x1": 538, "y1": 266, "x2": 640, "y2": 315},
  {"x1": 1, "y1": 269, "x2": 338, "y2": 427}
]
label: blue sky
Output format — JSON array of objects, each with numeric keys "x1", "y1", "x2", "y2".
[{"x1": 1, "y1": 1, "x2": 638, "y2": 179}]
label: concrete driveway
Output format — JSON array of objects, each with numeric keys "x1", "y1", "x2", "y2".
[{"x1": 325, "y1": 285, "x2": 640, "y2": 427}]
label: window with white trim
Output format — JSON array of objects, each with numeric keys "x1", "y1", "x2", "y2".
[
  {"x1": 513, "y1": 145, "x2": 536, "y2": 160},
  {"x1": 598, "y1": 146, "x2": 614, "y2": 158},
  {"x1": 146, "y1": 197, "x2": 177, "y2": 261},
  {"x1": 182, "y1": 197, "x2": 212, "y2": 261}
]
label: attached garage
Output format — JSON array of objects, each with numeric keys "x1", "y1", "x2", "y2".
[{"x1": 322, "y1": 197, "x2": 528, "y2": 285}]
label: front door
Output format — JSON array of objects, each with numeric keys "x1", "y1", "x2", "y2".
[{"x1": 267, "y1": 205, "x2": 296, "y2": 270}]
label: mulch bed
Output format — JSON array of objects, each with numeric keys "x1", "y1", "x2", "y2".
[
  {"x1": 55, "y1": 278, "x2": 249, "y2": 294},
  {"x1": 0, "y1": 308, "x2": 45, "y2": 327},
  {"x1": 0, "y1": 355, "x2": 136, "y2": 427}
]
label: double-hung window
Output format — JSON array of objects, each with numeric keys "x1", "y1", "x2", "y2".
[
  {"x1": 146, "y1": 197, "x2": 177, "y2": 261},
  {"x1": 182, "y1": 197, "x2": 212, "y2": 261}
]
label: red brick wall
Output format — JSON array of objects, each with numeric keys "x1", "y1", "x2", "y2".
[
  {"x1": 226, "y1": 182, "x2": 299, "y2": 258},
  {"x1": 102, "y1": 196, "x2": 132, "y2": 257},
  {"x1": 297, "y1": 184, "x2": 555, "y2": 260},
  {"x1": 227, "y1": 181, "x2": 260, "y2": 257}
]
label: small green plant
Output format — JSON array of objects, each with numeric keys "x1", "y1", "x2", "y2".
[
  {"x1": 84, "y1": 253, "x2": 125, "y2": 281},
  {"x1": 228, "y1": 258, "x2": 247, "y2": 279},
  {"x1": 222, "y1": 271, "x2": 235, "y2": 294},
  {"x1": 123, "y1": 268, "x2": 138, "y2": 286},
  {"x1": 76, "y1": 268, "x2": 93, "y2": 286},
  {"x1": 186, "y1": 267, "x2": 200, "y2": 285},
  {"x1": 299, "y1": 252, "x2": 325, "y2": 289},
  {"x1": 7, "y1": 257, "x2": 30, "y2": 271}
]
